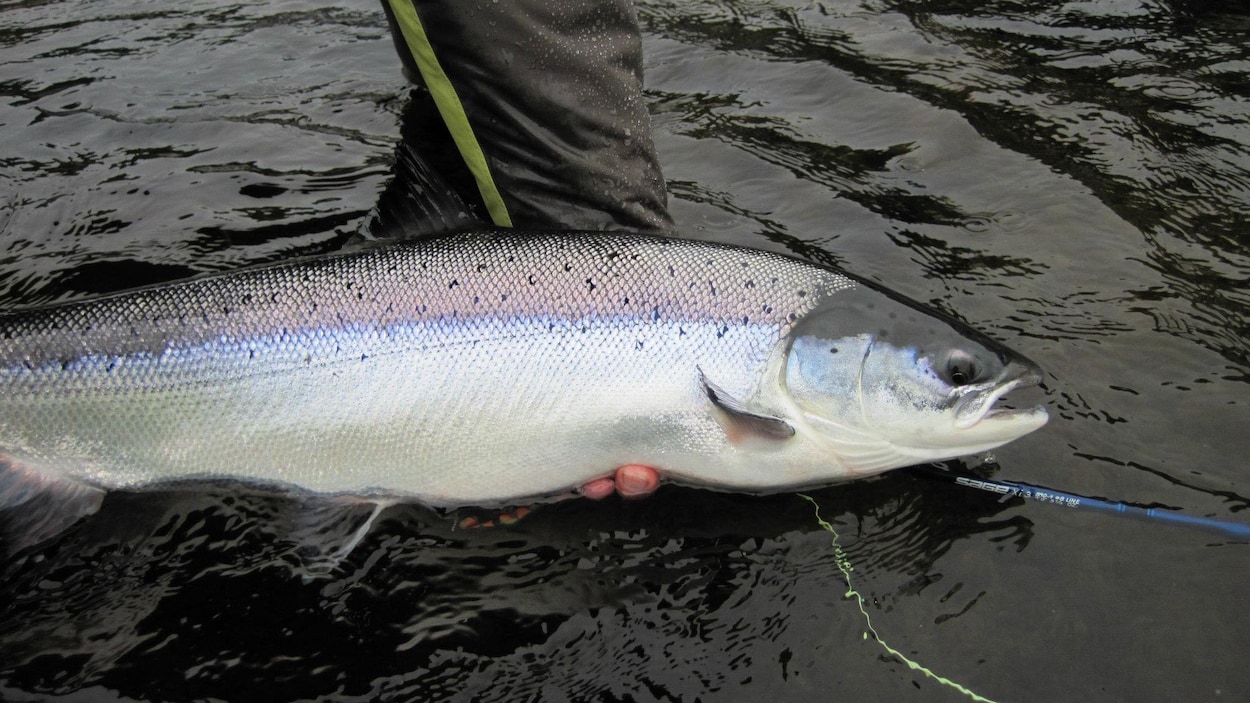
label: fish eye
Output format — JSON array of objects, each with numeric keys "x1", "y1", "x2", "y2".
[{"x1": 942, "y1": 349, "x2": 980, "y2": 387}]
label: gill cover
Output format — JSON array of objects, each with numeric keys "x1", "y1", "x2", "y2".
[{"x1": 782, "y1": 285, "x2": 1047, "y2": 475}]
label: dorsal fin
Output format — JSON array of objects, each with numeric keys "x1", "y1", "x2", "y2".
[{"x1": 699, "y1": 369, "x2": 795, "y2": 444}]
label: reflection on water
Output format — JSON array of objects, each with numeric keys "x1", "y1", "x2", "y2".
[
  {"x1": 644, "y1": 0, "x2": 1250, "y2": 371},
  {"x1": 0, "y1": 476, "x2": 1026, "y2": 701},
  {"x1": 1, "y1": 0, "x2": 1247, "y2": 701},
  {"x1": 0, "y1": 0, "x2": 399, "y2": 307}
]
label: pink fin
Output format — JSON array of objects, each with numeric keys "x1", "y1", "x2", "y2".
[{"x1": 698, "y1": 368, "x2": 795, "y2": 443}]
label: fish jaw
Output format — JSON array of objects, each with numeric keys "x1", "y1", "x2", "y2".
[
  {"x1": 938, "y1": 359, "x2": 1050, "y2": 457},
  {"x1": 787, "y1": 393, "x2": 1048, "y2": 479},
  {"x1": 951, "y1": 360, "x2": 1045, "y2": 430},
  {"x1": 847, "y1": 357, "x2": 1049, "y2": 472}
]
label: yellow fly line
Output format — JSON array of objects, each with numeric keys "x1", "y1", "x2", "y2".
[
  {"x1": 384, "y1": 0, "x2": 513, "y2": 227},
  {"x1": 800, "y1": 495, "x2": 1001, "y2": 703}
]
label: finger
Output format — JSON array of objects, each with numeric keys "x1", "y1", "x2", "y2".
[
  {"x1": 615, "y1": 464, "x2": 661, "y2": 498},
  {"x1": 579, "y1": 476, "x2": 617, "y2": 500}
]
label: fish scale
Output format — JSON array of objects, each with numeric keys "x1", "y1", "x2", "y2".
[
  {"x1": 0, "y1": 229, "x2": 1046, "y2": 526},
  {"x1": 0, "y1": 231, "x2": 842, "y2": 504}
]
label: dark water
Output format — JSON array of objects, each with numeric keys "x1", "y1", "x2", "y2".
[{"x1": 1, "y1": 0, "x2": 1246, "y2": 701}]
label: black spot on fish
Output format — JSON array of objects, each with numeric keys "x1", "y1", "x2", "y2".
[
  {"x1": 564, "y1": 262, "x2": 573, "y2": 272},
  {"x1": 449, "y1": 279, "x2": 459, "y2": 289},
  {"x1": 477, "y1": 263, "x2": 488, "y2": 272},
  {"x1": 528, "y1": 274, "x2": 537, "y2": 285},
  {"x1": 586, "y1": 278, "x2": 596, "y2": 292},
  {"x1": 636, "y1": 340, "x2": 644, "y2": 350},
  {"x1": 797, "y1": 290, "x2": 807, "y2": 298}
]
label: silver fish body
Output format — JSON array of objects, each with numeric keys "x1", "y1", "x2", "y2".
[{"x1": 0, "y1": 231, "x2": 1046, "y2": 507}]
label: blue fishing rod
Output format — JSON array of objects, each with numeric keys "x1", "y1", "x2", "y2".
[{"x1": 912, "y1": 464, "x2": 1250, "y2": 540}]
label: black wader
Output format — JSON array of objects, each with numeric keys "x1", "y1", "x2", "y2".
[{"x1": 381, "y1": 0, "x2": 673, "y2": 233}]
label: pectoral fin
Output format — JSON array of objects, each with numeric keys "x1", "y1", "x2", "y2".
[
  {"x1": 699, "y1": 369, "x2": 795, "y2": 444},
  {"x1": 0, "y1": 457, "x2": 105, "y2": 556}
]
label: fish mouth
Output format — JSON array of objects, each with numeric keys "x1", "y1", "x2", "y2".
[{"x1": 952, "y1": 361, "x2": 1048, "y2": 435}]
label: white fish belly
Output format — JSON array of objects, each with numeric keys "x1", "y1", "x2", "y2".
[
  {"x1": 0, "y1": 231, "x2": 844, "y2": 504},
  {"x1": 0, "y1": 315, "x2": 782, "y2": 504}
]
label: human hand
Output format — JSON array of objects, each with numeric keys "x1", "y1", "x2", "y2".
[{"x1": 579, "y1": 464, "x2": 661, "y2": 500}]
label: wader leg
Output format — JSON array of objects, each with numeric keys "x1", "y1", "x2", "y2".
[{"x1": 381, "y1": 0, "x2": 673, "y2": 233}]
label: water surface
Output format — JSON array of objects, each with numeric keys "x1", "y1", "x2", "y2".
[{"x1": 1, "y1": 0, "x2": 1246, "y2": 701}]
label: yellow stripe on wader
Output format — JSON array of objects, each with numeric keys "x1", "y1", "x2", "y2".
[{"x1": 385, "y1": 0, "x2": 513, "y2": 227}]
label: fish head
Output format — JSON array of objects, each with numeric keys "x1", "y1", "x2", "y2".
[{"x1": 782, "y1": 286, "x2": 1048, "y2": 476}]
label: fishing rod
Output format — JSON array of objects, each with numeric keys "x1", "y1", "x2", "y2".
[{"x1": 911, "y1": 464, "x2": 1250, "y2": 540}]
